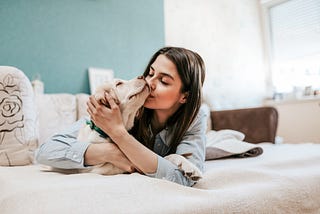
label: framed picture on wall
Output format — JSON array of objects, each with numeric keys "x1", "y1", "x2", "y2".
[{"x1": 88, "y1": 67, "x2": 114, "y2": 94}]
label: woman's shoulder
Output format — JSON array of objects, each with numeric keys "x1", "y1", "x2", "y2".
[
  {"x1": 199, "y1": 103, "x2": 210, "y2": 118},
  {"x1": 187, "y1": 104, "x2": 210, "y2": 132}
]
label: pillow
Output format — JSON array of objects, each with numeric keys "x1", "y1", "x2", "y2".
[
  {"x1": 76, "y1": 93, "x2": 90, "y2": 120},
  {"x1": 36, "y1": 93, "x2": 77, "y2": 145},
  {"x1": 0, "y1": 66, "x2": 38, "y2": 166}
]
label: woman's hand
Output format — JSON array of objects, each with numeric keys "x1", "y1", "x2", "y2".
[{"x1": 86, "y1": 93, "x2": 126, "y2": 139}]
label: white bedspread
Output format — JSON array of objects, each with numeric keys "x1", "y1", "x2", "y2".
[{"x1": 0, "y1": 143, "x2": 319, "y2": 214}]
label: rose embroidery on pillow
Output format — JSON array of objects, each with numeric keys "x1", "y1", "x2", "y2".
[{"x1": 0, "y1": 74, "x2": 24, "y2": 144}]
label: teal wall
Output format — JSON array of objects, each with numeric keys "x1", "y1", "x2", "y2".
[{"x1": 0, "y1": 0, "x2": 164, "y2": 94}]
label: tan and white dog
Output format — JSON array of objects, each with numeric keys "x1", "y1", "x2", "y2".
[{"x1": 77, "y1": 76, "x2": 202, "y2": 181}]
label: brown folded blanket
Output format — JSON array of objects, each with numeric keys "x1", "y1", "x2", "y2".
[{"x1": 205, "y1": 130, "x2": 263, "y2": 160}]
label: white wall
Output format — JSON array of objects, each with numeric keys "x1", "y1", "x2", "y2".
[{"x1": 164, "y1": 0, "x2": 267, "y2": 110}]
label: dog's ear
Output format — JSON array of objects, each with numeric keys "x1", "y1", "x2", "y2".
[
  {"x1": 94, "y1": 80, "x2": 120, "y2": 108},
  {"x1": 135, "y1": 107, "x2": 144, "y2": 119}
]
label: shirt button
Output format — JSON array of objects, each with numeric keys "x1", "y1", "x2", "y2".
[
  {"x1": 73, "y1": 154, "x2": 78, "y2": 159},
  {"x1": 157, "y1": 143, "x2": 161, "y2": 147}
]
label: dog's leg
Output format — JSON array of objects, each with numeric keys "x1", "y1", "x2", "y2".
[{"x1": 164, "y1": 154, "x2": 202, "y2": 181}]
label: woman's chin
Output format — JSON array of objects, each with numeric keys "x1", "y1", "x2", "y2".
[{"x1": 143, "y1": 100, "x2": 155, "y2": 108}]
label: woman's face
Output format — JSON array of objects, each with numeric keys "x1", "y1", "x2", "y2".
[{"x1": 144, "y1": 54, "x2": 187, "y2": 114}]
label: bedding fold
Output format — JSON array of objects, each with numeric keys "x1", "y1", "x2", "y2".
[{"x1": 205, "y1": 129, "x2": 263, "y2": 160}]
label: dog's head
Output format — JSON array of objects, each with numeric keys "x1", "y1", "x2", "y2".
[{"x1": 94, "y1": 76, "x2": 150, "y2": 130}]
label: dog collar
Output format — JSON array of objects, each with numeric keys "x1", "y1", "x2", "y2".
[{"x1": 86, "y1": 120, "x2": 109, "y2": 139}]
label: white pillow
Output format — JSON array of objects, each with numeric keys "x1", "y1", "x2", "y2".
[
  {"x1": 36, "y1": 93, "x2": 77, "y2": 145},
  {"x1": 76, "y1": 93, "x2": 90, "y2": 120},
  {"x1": 0, "y1": 66, "x2": 39, "y2": 166}
]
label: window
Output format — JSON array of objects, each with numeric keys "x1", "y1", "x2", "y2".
[{"x1": 263, "y1": 0, "x2": 320, "y2": 96}]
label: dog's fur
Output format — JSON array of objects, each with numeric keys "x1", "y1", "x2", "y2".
[{"x1": 77, "y1": 77, "x2": 202, "y2": 181}]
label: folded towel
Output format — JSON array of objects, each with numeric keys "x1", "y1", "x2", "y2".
[{"x1": 205, "y1": 130, "x2": 263, "y2": 160}]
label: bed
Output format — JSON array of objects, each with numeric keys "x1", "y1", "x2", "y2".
[{"x1": 1, "y1": 66, "x2": 319, "y2": 213}]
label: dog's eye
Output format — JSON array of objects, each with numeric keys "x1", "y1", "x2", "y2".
[{"x1": 116, "y1": 82, "x2": 123, "y2": 86}]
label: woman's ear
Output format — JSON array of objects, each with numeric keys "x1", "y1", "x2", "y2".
[{"x1": 179, "y1": 92, "x2": 189, "y2": 104}]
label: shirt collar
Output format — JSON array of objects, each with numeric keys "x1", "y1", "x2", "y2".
[{"x1": 148, "y1": 124, "x2": 171, "y2": 147}]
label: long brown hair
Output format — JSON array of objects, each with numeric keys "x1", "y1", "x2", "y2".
[{"x1": 130, "y1": 47, "x2": 206, "y2": 154}]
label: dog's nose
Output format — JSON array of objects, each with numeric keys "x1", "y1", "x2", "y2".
[{"x1": 137, "y1": 76, "x2": 144, "y2": 80}]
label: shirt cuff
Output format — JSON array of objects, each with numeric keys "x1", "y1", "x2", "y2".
[
  {"x1": 145, "y1": 155, "x2": 195, "y2": 186},
  {"x1": 67, "y1": 141, "x2": 91, "y2": 167},
  {"x1": 44, "y1": 141, "x2": 90, "y2": 169}
]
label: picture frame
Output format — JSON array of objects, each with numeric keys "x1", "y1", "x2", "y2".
[{"x1": 88, "y1": 67, "x2": 114, "y2": 94}]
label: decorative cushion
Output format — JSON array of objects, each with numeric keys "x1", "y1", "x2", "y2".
[{"x1": 0, "y1": 66, "x2": 38, "y2": 166}]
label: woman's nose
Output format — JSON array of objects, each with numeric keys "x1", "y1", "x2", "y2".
[
  {"x1": 146, "y1": 78, "x2": 155, "y2": 90},
  {"x1": 149, "y1": 82, "x2": 156, "y2": 90}
]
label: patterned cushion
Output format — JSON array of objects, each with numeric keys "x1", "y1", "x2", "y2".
[{"x1": 0, "y1": 66, "x2": 38, "y2": 166}]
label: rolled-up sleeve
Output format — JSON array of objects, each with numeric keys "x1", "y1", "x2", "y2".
[
  {"x1": 35, "y1": 118, "x2": 91, "y2": 169},
  {"x1": 146, "y1": 107, "x2": 208, "y2": 186}
]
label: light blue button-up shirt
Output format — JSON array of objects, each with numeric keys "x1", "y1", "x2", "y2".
[{"x1": 35, "y1": 107, "x2": 207, "y2": 186}]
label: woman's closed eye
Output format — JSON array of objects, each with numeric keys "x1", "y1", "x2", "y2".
[
  {"x1": 160, "y1": 78, "x2": 169, "y2": 85},
  {"x1": 147, "y1": 71, "x2": 154, "y2": 77},
  {"x1": 147, "y1": 67, "x2": 172, "y2": 85}
]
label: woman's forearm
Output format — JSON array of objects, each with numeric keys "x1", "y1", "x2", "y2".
[
  {"x1": 84, "y1": 142, "x2": 137, "y2": 173},
  {"x1": 84, "y1": 143, "x2": 110, "y2": 166},
  {"x1": 111, "y1": 129, "x2": 158, "y2": 174}
]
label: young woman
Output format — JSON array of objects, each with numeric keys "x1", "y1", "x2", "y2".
[{"x1": 36, "y1": 47, "x2": 207, "y2": 186}]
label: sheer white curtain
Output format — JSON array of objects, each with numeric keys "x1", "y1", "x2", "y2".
[{"x1": 268, "y1": 0, "x2": 320, "y2": 94}]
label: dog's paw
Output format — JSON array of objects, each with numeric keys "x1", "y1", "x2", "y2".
[{"x1": 164, "y1": 154, "x2": 202, "y2": 181}]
